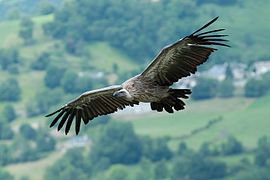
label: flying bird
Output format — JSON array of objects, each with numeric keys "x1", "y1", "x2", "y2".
[{"x1": 46, "y1": 17, "x2": 229, "y2": 135}]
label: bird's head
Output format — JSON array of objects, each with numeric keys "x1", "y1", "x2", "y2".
[{"x1": 113, "y1": 89, "x2": 132, "y2": 99}]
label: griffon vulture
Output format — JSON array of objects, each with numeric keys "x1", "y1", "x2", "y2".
[{"x1": 46, "y1": 17, "x2": 229, "y2": 135}]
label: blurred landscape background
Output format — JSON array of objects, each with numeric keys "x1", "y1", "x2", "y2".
[{"x1": 0, "y1": 0, "x2": 270, "y2": 179}]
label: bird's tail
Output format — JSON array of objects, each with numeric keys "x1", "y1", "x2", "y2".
[{"x1": 150, "y1": 89, "x2": 191, "y2": 113}]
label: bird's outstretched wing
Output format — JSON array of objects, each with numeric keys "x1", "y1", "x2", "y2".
[
  {"x1": 141, "y1": 17, "x2": 230, "y2": 86},
  {"x1": 46, "y1": 85, "x2": 139, "y2": 135}
]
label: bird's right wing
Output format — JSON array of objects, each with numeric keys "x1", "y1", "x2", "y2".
[
  {"x1": 140, "y1": 17, "x2": 229, "y2": 86},
  {"x1": 46, "y1": 85, "x2": 139, "y2": 135}
]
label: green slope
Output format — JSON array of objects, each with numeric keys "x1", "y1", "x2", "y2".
[
  {"x1": 87, "y1": 42, "x2": 139, "y2": 73},
  {"x1": 4, "y1": 152, "x2": 63, "y2": 180},
  {"x1": 0, "y1": 14, "x2": 53, "y2": 48},
  {"x1": 129, "y1": 96, "x2": 270, "y2": 149}
]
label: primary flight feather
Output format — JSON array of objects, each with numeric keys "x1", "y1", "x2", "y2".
[{"x1": 46, "y1": 17, "x2": 229, "y2": 135}]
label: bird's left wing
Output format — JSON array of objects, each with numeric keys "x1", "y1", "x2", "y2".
[
  {"x1": 141, "y1": 17, "x2": 230, "y2": 86},
  {"x1": 46, "y1": 85, "x2": 139, "y2": 135}
]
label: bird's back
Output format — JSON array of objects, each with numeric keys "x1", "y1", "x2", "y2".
[{"x1": 122, "y1": 75, "x2": 169, "y2": 102}]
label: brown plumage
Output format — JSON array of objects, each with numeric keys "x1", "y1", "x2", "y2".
[{"x1": 46, "y1": 17, "x2": 229, "y2": 135}]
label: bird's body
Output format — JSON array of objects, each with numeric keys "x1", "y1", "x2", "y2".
[
  {"x1": 46, "y1": 17, "x2": 229, "y2": 135},
  {"x1": 122, "y1": 75, "x2": 169, "y2": 102}
]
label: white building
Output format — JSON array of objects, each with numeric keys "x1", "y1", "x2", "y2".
[{"x1": 251, "y1": 61, "x2": 270, "y2": 77}]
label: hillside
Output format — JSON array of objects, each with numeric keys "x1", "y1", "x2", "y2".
[
  {"x1": 1, "y1": 0, "x2": 270, "y2": 179},
  {"x1": 125, "y1": 95, "x2": 269, "y2": 150},
  {"x1": 4, "y1": 96, "x2": 270, "y2": 179}
]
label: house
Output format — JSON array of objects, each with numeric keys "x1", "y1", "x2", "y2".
[
  {"x1": 59, "y1": 135, "x2": 91, "y2": 152},
  {"x1": 251, "y1": 61, "x2": 270, "y2": 77},
  {"x1": 200, "y1": 64, "x2": 227, "y2": 81}
]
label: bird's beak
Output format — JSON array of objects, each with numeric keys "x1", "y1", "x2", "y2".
[{"x1": 113, "y1": 92, "x2": 119, "y2": 97}]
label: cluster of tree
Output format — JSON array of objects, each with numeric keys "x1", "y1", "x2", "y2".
[
  {"x1": 254, "y1": 136, "x2": 270, "y2": 167},
  {"x1": 192, "y1": 68, "x2": 270, "y2": 100},
  {"x1": 19, "y1": 17, "x2": 34, "y2": 45},
  {"x1": 0, "y1": 125, "x2": 55, "y2": 166},
  {"x1": 43, "y1": 0, "x2": 199, "y2": 61},
  {"x1": 0, "y1": 105, "x2": 16, "y2": 140},
  {"x1": 2, "y1": 105, "x2": 17, "y2": 123},
  {"x1": 0, "y1": 101, "x2": 55, "y2": 165},
  {"x1": 0, "y1": 121, "x2": 14, "y2": 140},
  {"x1": 196, "y1": 0, "x2": 237, "y2": 6},
  {"x1": 0, "y1": 78, "x2": 21, "y2": 102},
  {"x1": 45, "y1": 121, "x2": 174, "y2": 179},
  {"x1": 0, "y1": 0, "x2": 58, "y2": 20},
  {"x1": 244, "y1": 72, "x2": 270, "y2": 97},
  {"x1": 26, "y1": 88, "x2": 63, "y2": 117},
  {"x1": 31, "y1": 52, "x2": 50, "y2": 70},
  {"x1": 192, "y1": 77, "x2": 234, "y2": 100},
  {"x1": 41, "y1": 0, "x2": 262, "y2": 68},
  {"x1": 0, "y1": 169, "x2": 14, "y2": 180},
  {"x1": 0, "y1": 48, "x2": 20, "y2": 73},
  {"x1": 44, "y1": 119, "x2": 270, "y2": 180},
  {"x1": 43, "y1": 64, "x2": 97, "y2": 93}
]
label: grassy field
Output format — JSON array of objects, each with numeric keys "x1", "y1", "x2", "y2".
[
  {"x1": 1, "y1": 2, "x2": 270, "y2": 179},
  {"x1": 0, "y1": 14, "x2": 53, "y2": 48},
  {"x1": 128, "y1": 95, "x2": 270, "y2": 150},
  {"x1": 198, "y1": 0, "x2": 270, "y2": 62},
  {"x1": 86, "y1": 42, "x2": 140, "y2": 73},
  {"x1": 4, "y1": 152, "x2": 63, "y2": 180}
]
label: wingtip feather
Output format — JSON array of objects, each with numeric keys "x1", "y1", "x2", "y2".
[
  {"x1": 45, "y1": 107, "x2": 64, "y2": 117},
  {"x1": 191, "y1": 16, "x2": 220, "y2": 35}
]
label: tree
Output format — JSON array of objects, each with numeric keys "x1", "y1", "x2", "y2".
[
  {"x1": 11, "y1": 136, "x2": 38, "y2": 162},
  {"x1": 0, "y1": 49, "x2": 20, "y2": 70},
  {"x1": 177, "y1": 142, "x2": 195, "y2": 157},
  {"x1": 19, "y1": 17, "x2": 34, "y2": 44},
  {"x1": 218, "y1": 79, "x2": 234, "y2": 98},
  {"x1": 154, "y1": 161, "x2": 169, "y2": 180},
  {"x1": 39, "y1": 1, "x2": 55, "y2": 15},
  {"x1": 255, "y1": 136, "x2": 270, "y2": 167},
  {"x1": 0, "y1": 169, "x2": 14, "y2": 180},
  {"x1": 44, "y1": 148, "x2": 91, "y2": 180},
  {"x1": 0, "y1": 78, "x2": 21, "y2": 102},
  {"x1": 244, "y1": 78, "x2": 267, "y2": 97},
  {"x1": 61, "y1": 70, "x2": 78, "y2": 93},
  {"x1": 189, "y1": 156, "x2": 227, "y2": 180},
  {"x1": 31, "y1": 52, "x2": 50, "y2": 70},
  {"x1": 90, "y1": 121, "x2": 142, "y2": 165},
  {"x1": 36, "y1": 133, "x2": 56, "y2": 152},
  {"x1": 221, "y1": 136, "x2": 243, "y2": 155},
  {"x1": 192, "y1": 78, "x2": 218, "y2": 100},
  {"x1": 26, "y1": 88, "x2": 63, "y2": 117},
  {"x1": 196, "y1": 0, "x2": 237, "y2": 6},
  {"x1": 44, "y1": 65, "x2": 66, "y2": 88},
  {"x1": 199, "y1": 142, "x2": 212, "y2": 156},
  {"x1": 19, "y1": 124, "x2": 37, "y2": 140},
  {"x1": 170, "y1": 157, "x2": 191, "y2": 179},
  {"x1": 75, "y1": 76, "x2": 93, "y2": 93},
  {"x1": 0, "y1": 121, "x2": 14, "y2": 140},
  {"x1": 61, "y1": 70, "x2": 94, "y2": 94},
  {"x1": 44, "y1": 158, "x2": 88, "y2": 180},
  {"x1": 141, "y1": 136, "x2": 172, "y2": 162},
  {"x1": 171, "y1": 155, "x2": 227, "y2": 180},
  {"x1": 0, "y1": 145, "x2": 12, "y2": 165},
  {"x1": 2, "y1": 105, "x2": 16, "y2": 122},
  {"x1": 225, "y1": 64, "x2": 234, "y2": 80},
  {"x1": 106, "y1": 165, "x2": 130, "y2": 180}
]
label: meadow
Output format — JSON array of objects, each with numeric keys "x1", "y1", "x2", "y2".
[{"x1": 1, "y1": 1, "x2": 270, "y2": 179}]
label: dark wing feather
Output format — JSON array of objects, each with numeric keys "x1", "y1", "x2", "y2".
[
  {"x1": 141, "y1": 17, "x2": 230, "y2": 86},
  {"x1": 46, "y1": 85, "x2": 139, "y2": 135}
]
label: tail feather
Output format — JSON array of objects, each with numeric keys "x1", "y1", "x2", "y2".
[{"x1": 150, "y1": 89, "x2": 191, "y2": 113}]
